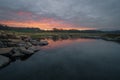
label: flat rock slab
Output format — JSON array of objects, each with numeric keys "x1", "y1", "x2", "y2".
[
  {"x1": 0, "y1": 48, "x2": 13, "y2": 55},
  {"x1": 19, "y1": 47, "x2": 34, "y2": 55},
  {"x1": 0, "y1": 55, "x2": 10, "y2": 68},
  {"x1": 28, "y1": 46, "x2": 40, "y2": 52}
]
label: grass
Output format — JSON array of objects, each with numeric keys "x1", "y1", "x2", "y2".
[{"x1": 0, "y1": 30, "x2": 119, "y2": 40}]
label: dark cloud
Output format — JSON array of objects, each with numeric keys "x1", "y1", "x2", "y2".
[{"x1": 0, "y1": 0, "x2": 120, "y2": 30}]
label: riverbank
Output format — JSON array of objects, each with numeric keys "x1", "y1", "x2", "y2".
[
  {"x1": 0, "y1": 30, "x2": 120, "y2": 68},
  {"x1": 0, "y1": 31, "x2": 48, "y2": 68}
]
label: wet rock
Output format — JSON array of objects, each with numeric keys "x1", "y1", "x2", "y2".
[
  {"x1": 0, "y1": 55, "x2": 10, "y2": 68},
  {"x1": 17, "y1": 42, "x2": 26, "y2": 47},
  {"x1": 30, "y1": 40, "x2": 39, "y2": 46},
  {"x1": 19, "y1": 47, "x2": 34, "y2": 55},
  {"x1": 12, "y1": 48, "x2": 24, "y2": 57},
  {"x1": 28, "y1": 46, "x2": 40, "y2": 52},
  {"x1": 39, "y1": 40, "x2": 48, "y2": 45}
]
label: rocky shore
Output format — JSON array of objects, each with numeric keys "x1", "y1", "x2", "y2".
[{"x1": 0, "y1": 33, "x2": 48, "y2": 68}]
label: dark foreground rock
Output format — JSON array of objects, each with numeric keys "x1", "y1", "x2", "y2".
[
  {"x1": 30, "y1": 40, "x2": 49, "y2": 46},
  {"x1": 0, "y1": 48, "x2": 13, "y2": 56},
  {"x1": 19, "y1": 47, "x2": 34, "y2": 55},
  {"x1": 11, "y1": 47, "x2": 25, "y2": 57},
  {"x1": 0, "y1": 55, "x2": 10, "y2": 68},
  {"x1": 28, "y1": 46, "x2": 40, "y2": 52}
]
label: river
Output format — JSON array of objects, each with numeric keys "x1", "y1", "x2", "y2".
[{"x1": 0, "y1": 38, "x2": 120, "y2": 80}]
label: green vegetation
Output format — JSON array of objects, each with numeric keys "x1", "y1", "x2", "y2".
[{"x1": 0, "y1": 24, "x2": 120, "y2": 42}]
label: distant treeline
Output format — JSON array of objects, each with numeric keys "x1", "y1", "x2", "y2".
[
  {"x1": 0, "y1": 24, "x2": 120, "y2": 33},
  {"x1": 0, "y1": 24, "x2": 41, "y2": 32}
]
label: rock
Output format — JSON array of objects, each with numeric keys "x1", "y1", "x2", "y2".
[
  {"x1": 12, "y1": 48, "x2": 24, "y2": 57},
  {"x1": 17, "y1": 42, "x2": 26, "y2": 47},
  {"x1": 30, "y1": 40, "x2": 48, "y2": 46},
  {"x1": 28, "y1": 46, "x2": 40, "y2": 52},
  {"x1": 7, "y1": 34, "x2": 17, "y2": 39},
  {"x1": 30, "y1": 40, "x2": 39, "y2": 46},
  {"x1": 19, "y1": 47, "x2": 34, "y2": 55},
  {"x1": 0, "y1": 39, "x2": 12, "y2": 47},
  {"x1": 20, "y1": 35, "x2": 31, "y2": 41},
  {"x1": 18, "y1": 42, "x2": 32, "y2": 48},
  {"x1": 7, "y1": 42, "x2": 17, "y2": 47},
  {"x1": 0, "y1": 48, "x2": 13, "y2": 55},
  {"x1": 9, "y1": 39, "x2": 22, "y2": 43},
  {"x1": 0, "y1": 55, "x2": 10, "y2": 68},
  {"x1": 25, "y1": 42, "x2": 32, "y2": 48},
  {"x1": 0, "y1": 34, "x2": 7, "y2": 39},
  {"x1": 0, "y1": 39, "x2": 11, "y2": 42},
  {"x1": 39, "y1": 40, "x2": 48, "y2": 46}
]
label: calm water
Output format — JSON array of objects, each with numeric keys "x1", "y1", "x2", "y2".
[{"x1": 0, "y1": 38, "x2": 120, "y2": 80}]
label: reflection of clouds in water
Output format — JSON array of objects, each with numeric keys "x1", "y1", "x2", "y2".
[{"x1": 41, "y1": 38, "x2": 93, "y2": 50}]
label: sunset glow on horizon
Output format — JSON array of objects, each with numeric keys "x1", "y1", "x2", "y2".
[{"x1": 0, "y1": 19, "x2": 96, "y2": 30}]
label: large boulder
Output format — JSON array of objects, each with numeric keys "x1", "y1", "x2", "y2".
[
  {"x1": 0, "y1": 55, "x2": 10, "y2": 68},
  {"x1": 25, "y1": 42, "x2": 32, "y2": 48}
]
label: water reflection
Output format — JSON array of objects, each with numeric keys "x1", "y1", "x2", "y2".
[
  {"x1": 0, "y1": 38, "x2": 120, "y2": 80},
  {"x1": 41, "y1": 38, "x2": 94, "y2": 50},
  {"x1": 0, "y1": 38, "x2": 103, "y2": 69},
  {"x1": 1, "y1": 38, "x2": 91, "y2": 69}
]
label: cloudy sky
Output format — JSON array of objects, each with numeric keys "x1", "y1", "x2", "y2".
[{"x1": 0, "y1": 0, "x2": 120, "y2": 30}]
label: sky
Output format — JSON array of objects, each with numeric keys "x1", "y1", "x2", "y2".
[{"x1": 0, "y1": 0, "x2": 120, "y2": 30}]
